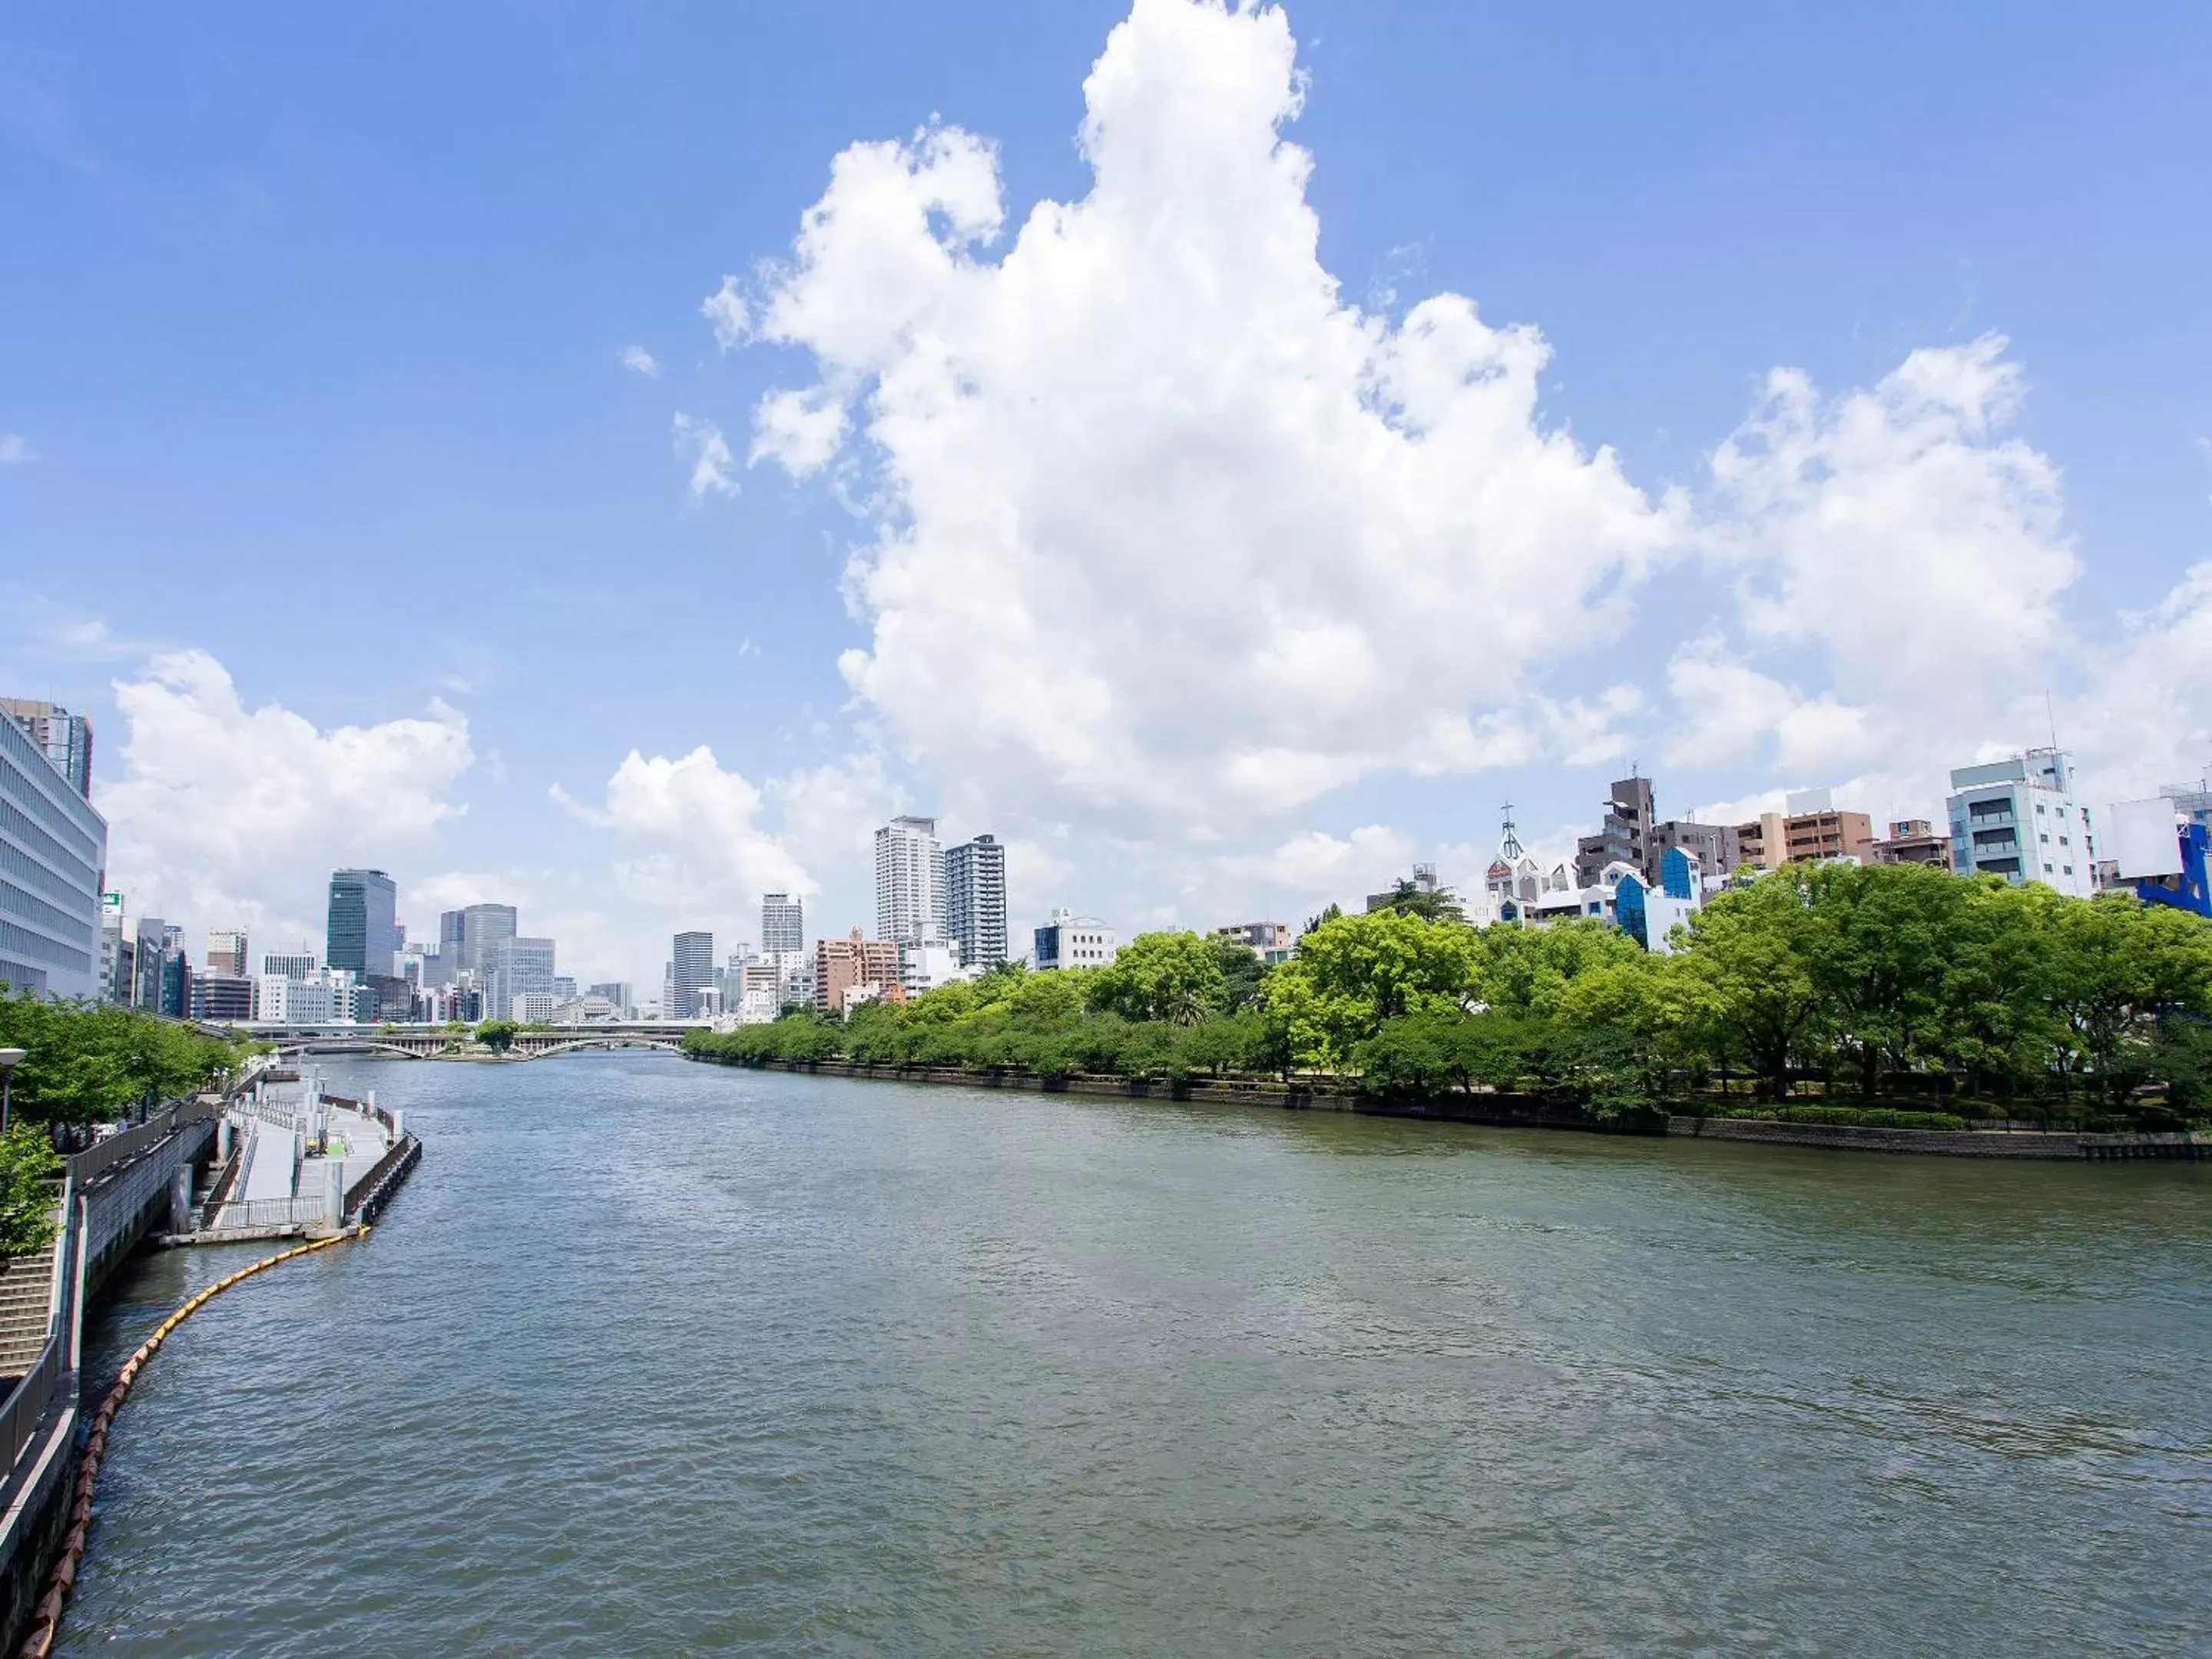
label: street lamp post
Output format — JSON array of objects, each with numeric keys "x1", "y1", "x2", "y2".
[{"x1": 0, "y1": 1048, "x2": 24, "y2": 1137}]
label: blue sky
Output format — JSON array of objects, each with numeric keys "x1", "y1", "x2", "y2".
[{"x1": 4, "y1": 1, "x2": 2209, "y2": 986}]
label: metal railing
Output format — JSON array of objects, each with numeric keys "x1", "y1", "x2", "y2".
[
  {"x1": 343, "y1": 1134, "x2": 420, "y2": 1224},
  {"x1": 62, "y1": 1098, "x2": 221, "y2": 1186},
  {"x1": 0, "y1": 1181, "x2": 79, "y2": 1475},
  {"x1": 205, "y1": 1194, "x2": 329, "y2": 1232},
  {"x1": 230, "y1": 1096, "x2": 307, "y2": 1134}
]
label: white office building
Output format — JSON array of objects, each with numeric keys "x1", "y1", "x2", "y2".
[
  {"x1": 253, "y1": 965, "x2": 356, "y2": 1025},
  {"x1": 899, "y1": 936, "x2": 969, "y2": 995},
  {"x1": 875, "y1": 815, "x2": 946, "y2": 945},
  {"x1": 1945, "y1": 748, "x2": 2096, "y2": 898},
  {"x1": 0, "y1": 700, "x2": 107, "y2": 999},
  {"x1": 1033, "y1": 909, "x2": 1116, "y2": 971}
]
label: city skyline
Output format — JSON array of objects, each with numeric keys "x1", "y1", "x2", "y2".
[{"x1": 5, "y1": 1, "x2": 2210, "y2": 990}]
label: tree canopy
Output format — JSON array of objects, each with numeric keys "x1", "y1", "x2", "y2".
[
  {"x1": 0, "y1": 992, "x2": 246, "y2": 1126},
  {"x1": 684, "y1": 866, "x2": 2212, "y2": 1129}
]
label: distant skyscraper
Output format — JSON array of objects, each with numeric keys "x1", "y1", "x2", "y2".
[
  {"x1": 327, "y1": 869, "x2": 401, "y2": 978},
  {"x1": 485, "y1": 935, "x2": 556, "y2": 1020},
  {"x1": 207, "y1": 928, "x2": 250, "y2": 977},
  {"x1": 945, "y1": 833, "x2": 1008, "y2": 969},
  {"x1": 1, "y1": 699, "x2": 94, "y2": 799},
  {"x1": 761, "y1": 893, "x2": 804, "y2": 956},
  {"x1": 459, "y1": 903, "x2": 518, "y2": 975},
  {"x1": 0, "y1": 700, "x2": 106, "y2": 998},
  {"x1": 439, "y1": 909, "x2": 467, "y2": 962},
  {"x1": 875, "y1": 815, "x2": 945, "y2": 945},
  {"x1": 671, "y1": 931, "x2": 714, "y2": 1019}
]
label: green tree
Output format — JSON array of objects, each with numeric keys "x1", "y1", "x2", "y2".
[
  {"x1": 1475, "y1": 919, "x2": 1644, "y2": 1018},
  {"x1": 1367, "y1": 879, "x2": 1467, "y2": 923},
  {"x1": 2045, "y1": 894, "x2": 2212, "y2": 1104},
  {"x1": 0, "y1": 1126, "x2": 59, "y2": 1258},
  {"x1": 1261, "y1": 909, "x2": 1480, "y2": 1068},
  {"x1": 477, "y1": 1020, "x2": 520, "y2": 1053},
  {"x1": 1794, "y1": 861, "x2": 1973, "y2": 1097},
  {"x1": 1666, "y1": 873, "x2": 1826, "y2": 1098},
  {"x1": 1085, "y1": 932, "x2": 1227, "y2": 1025},
  {"x1": 1210, "y1": 937, "x2": 1268, "y2": 1013}
]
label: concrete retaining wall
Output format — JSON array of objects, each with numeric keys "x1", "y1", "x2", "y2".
[{"x1": 1666, "y1": 1115, "x2": 2210, "y2": 1160}]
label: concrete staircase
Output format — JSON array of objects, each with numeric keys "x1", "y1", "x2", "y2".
[{"x1": 0, "y1": 1239, "x2": 58, "y2": 1382}]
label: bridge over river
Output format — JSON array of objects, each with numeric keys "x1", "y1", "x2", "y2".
[{"x1": 250, "y1": 1022, "x2": 698, "y2": 1060}]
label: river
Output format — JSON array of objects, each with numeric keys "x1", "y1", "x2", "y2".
[{"x1": 55, "y1": 1055, "x2": 2212, "y2": 1654}]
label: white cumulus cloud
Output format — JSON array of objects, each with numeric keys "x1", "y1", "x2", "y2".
[
  {"x1": 555, "y1": 747, "x2": 900, "y2": 942},
  {"x1": 99, "y1": 651, "x2": 473, "y2": 951},
  {"x1": 717, "y1": 0, "x2": 1675, "y2": 832},
  {"x1": 620, "y1": 344, "x2": 660, "y2": 377}
]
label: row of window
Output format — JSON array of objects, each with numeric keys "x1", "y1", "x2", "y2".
[
  {"x1": 0, "y1": 917, "x2": 91, "y2": 972},
  {"x1": 0, "y1": 786, "x2": 100, "y2": 892},
  {"x1": 0, "y1": 875, "x2": 94, "y2": 944}
]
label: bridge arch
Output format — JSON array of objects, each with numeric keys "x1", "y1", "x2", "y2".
[
  {"x1": 522, "y1": 1037, "x2": 684, "y2": 1058},
  {"x1": 270, "y1": 1038, "x2": 443, "y2": 1060}
]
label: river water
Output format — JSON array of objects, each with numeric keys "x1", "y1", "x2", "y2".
[{"x1": 55, "y1": 1055, "x2": 2212, "y2": 1655}]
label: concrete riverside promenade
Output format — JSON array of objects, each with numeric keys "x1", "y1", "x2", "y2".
[
  {"x1": 175, "y1": 1066, "x2": 406, "y2": 1243},
  {"x1": 0, "y1": 1055, "x2": 426, "y2": 1651},
  {"x1": 690, "y1": 1053, "x2": 2211, "y2": 1161}
]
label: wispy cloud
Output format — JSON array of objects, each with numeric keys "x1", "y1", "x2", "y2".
[
  {"x1": 620, "y1": 344, "x2": 659, "y2": 378},
  {"x1": 0, "y1": 73, "x2": 95, "y2": 172},
  {"x1": 0, "y1": 435, "x2": 30, "y2": 465},
  {"x1": 672, "y1": 413, "x2": 737, "y2": 499}
]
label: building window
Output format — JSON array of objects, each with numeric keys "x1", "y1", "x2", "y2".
[
  {"x1": 2044, "y1": 863, "x2": 2055, "y2": 873},
  {"x1": 2058, "y1": 836, "x2": 2068, "y2": 846},
  {"x1": 2040, "y1": 833, "x2": 2050, "y2": 843},
  {"x1": 2036, "y1": 803, "x2": 2047, "y2": 815}
]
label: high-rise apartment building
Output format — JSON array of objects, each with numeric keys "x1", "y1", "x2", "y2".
[
  {"x1": 762, "y1": 893, "x2": 805, "y2": 957},
  {"x1": 1, "y1": 699, "x2": 94, "y2": 800},
  {"x1": 1575, "y1": 777, "x2": 1656, "y2": 889},
  {"x1": 875, "y1": 816, "x2": 945, "y2": 945},
  {"x1": 671, "y1": 931, "x2": 715, "y2": 1019},
  {"x1": 327, "y1": 869, "x2": 401, "y2": 978},
  {"x1": 207, "y1": 928, "x2": 251, "y2": 977},
  {"x1": 0, "y1": 704, "x2": 106, "y2": 999},
  {"x1": 815, "y1": 929, "x2": 902, "y2": 1015},
  {"x1": 1945, "y1": 749, "x2": 2095, "y2": 897},
  {"x1": 944, "y1": 833, "x2": 1008, "y2": 970}
]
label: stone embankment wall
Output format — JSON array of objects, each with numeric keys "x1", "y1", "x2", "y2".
[
  {"x1": 1667, "y1": 1115, "x2": 2209, "y2": 1160},
  {"x1": 691, "y1": 1053, "x2": 2210, "y2": 1161}
]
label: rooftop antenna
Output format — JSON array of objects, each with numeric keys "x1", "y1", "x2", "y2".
[
  {"x1": 1498, "y1": 802, "x2": 1525, "y2": 862},
  {"x1": 2045, "y1": 689, "x2": 2060, "y2": 756}
]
